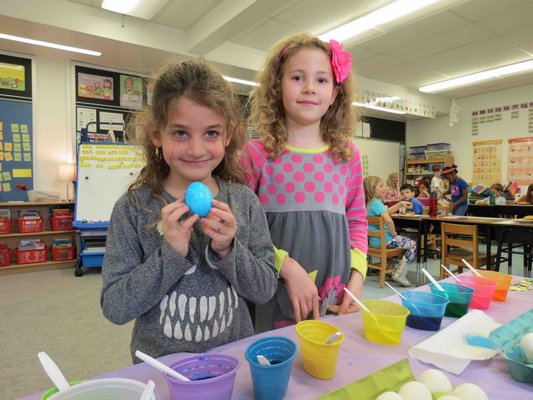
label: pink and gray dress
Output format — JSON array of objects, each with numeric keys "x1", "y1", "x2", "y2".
[{"x1": 242, "y1": 139, "x2": 367, "y2": 332}]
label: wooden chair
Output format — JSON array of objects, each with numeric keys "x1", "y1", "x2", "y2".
[
  {"x1": 439, "y1": 222, "x2": 488, "y2": 279},
  {"x1": 367, "y1": 216, "x2": 405, "y2": 288}
]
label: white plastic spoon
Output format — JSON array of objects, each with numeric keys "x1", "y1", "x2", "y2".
[
  {"x1": 441, "y1": 264, "x2": 462, "y2": 282},
  {"x1": 37, "y1": 351, "x2": 70, "y2": 392},
  {"x1": 343, "y1": 287, "x2": 371, "y2": 313},
  {"x1": 324, "y1": 331, "x2": 342, "y2": 344},
  {"x1": 384, "y1": 282, "x2": 421, "y2": 314},
  {"x1": 343, "y1": 287, "x2": 380, "y2": 325},
  {"x1": 135, "y1": 350, "x2": 190, "y2": 381},
  {"x1": 140, "y1": 380, "x2": 155, "y2": 400},
  {"x1": 421, "y1": 268, "x2": 446, "y2": 293},
  {"x1": 385, "y1": 281, "x2": 407, "y2": 299},
  {"x1": 461, "y1": 258, "x2": 482, "y2": 277},
  {"x1": 256, "y1": 355, "x2": 271, "y2": 366}
]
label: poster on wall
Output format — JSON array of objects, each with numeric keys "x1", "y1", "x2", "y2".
[
  {"x1": 471, "y1": 139, "x2": 502, "y2": 185},
  {"x1": 508, "y1": 137, "x2": 533, "y2": 185},
  {"x1": 0, "y1": 99, "x2": 33, "y2": 201},
  {"x1": 0, "y1": 61, "x2": 25, "y2": 91},
  {"x1": 0, "y1": 54, "x2": 32, "y2": 98},
  {"x1": 120, "y1": 74, "x2": 143, "y2": 109},
  {"x1": 77, "y1": 72, "x2": 114, "y2": 101}
]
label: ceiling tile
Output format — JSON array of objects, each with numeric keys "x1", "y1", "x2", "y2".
[
  {"x1": 153, "y1": 0, "x2": 222, "y2": 30},
  {"x1": 232, "y1": 19, "x2": 301, "y2": 51},
  {"x1": 449, "y1": 0, "x2": 528, "y2": 21},
  {"x1": 275, "y1": 0, "x2": 390, "y2": 33},
  {"x1": 475, "y1": 2, "x2": 533, "y2": 35},
  {"x1": 355, "y1": 11, "x2": 467, "y2": 54}
]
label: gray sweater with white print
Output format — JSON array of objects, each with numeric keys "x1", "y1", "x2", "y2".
[{"x1": 100, "y1": 180, "x2": 277, "y2": 362}]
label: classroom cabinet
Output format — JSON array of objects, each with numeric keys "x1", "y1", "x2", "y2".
[
  {"x1": 404, "y1": 156, "x2": 454, "y2": 186},
  {"x1": 0, "y1": 201, "x2": 76, "y2": 274}
]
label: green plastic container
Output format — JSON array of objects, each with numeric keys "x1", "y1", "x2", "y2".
[{"x1": 466, "y1": 309, "x2": 533, "y2": 383}]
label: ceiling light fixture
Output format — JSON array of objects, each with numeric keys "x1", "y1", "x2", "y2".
[
  {"x1": 0, "y1": 33, "x2": 101, "y2": 56},
  {"x1": 101, "y1": 0, "x2": 167, "y2": 20},
  {"x1": 319, "y1": 0, "x2": 441, "y2": 43},
  {"x1": 222, "y1": 76, "x2": 259, "y2": 87},
  {"x1": 352, "y1": 102, "x2": 406, "y2": 115},
  {"x1": 419, "y1": 59, "x2": 533, "y2": 93}
]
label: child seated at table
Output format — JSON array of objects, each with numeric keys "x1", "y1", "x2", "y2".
[
  {"x1": 417, "y1": 180, "x2": 431, "y2": 199},
  {"x1": 515, "y1": 183, "x2": 533, "y2": 204},
  {"x1": 400, "y1": 184, "x2": 424, "y2": 215},
  {"x1": 475, "y1": 183, "x2": 507, "y2": 205},
  {"x1": 364, "y1": 176, "x2": 417, "y2": 287}
]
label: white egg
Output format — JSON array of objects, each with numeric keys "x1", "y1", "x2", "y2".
[
  {"x1": 519, "y1": 332, "x2": 533, "y2": 362},
  {"x1": 398, "y1": 381, "x2": 432, "y2": 400},
  {"x1": 453, "y1": 383, "x2": 488, "y2": 400},
  {"x1": 376, "y1": 391, "x2": 405, "y2": 400},
  {"x1": 417, "y1": 369, "x2": 453, "y2": 393},
  {"x1": 437, "y1": 396, "x2": 461, "y2": 400}
]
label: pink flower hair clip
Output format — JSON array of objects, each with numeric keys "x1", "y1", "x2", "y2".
[{"x1": 329, "y1": 40, "x2": 352, "y2": 84}]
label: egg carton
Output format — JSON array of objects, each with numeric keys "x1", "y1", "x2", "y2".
[
  {"x1": 318, "y1": 358, "x2": 415, "y2": 400},
  {"x1": 465, "y1": 309, "x2": 533, "y2": 383}
]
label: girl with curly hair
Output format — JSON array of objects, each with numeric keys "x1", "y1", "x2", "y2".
[
  {"x1": 241, "y1": 33, "x2": 368, "y2": 332},
  {"x1": 101, "y1": 60, "x2": 277, "y2": 360}
]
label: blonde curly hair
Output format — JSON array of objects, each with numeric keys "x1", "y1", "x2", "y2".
[{"x1": 249, "y1": 33, "x2": 358, "y2": 162}]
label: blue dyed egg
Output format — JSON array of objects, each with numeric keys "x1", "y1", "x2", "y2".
[{"x1": 185, "y1": 182, "x2": 213, "y2": 217}]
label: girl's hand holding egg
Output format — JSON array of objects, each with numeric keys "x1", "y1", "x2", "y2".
[
  {"x1": 161, "y1": 200, "x2": 199, "y2": 257},
  {"x1": 200, "y1": 199, "x2": 236, "y2": 260}
]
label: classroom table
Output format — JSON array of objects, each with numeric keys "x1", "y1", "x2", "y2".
[
  {"x1": 21, "y1": 276, "x2": 533, "y2": 400},
  {"x1": 468, "y1": 204, "x2": 533, "y2": 218},
  {"x1": 393, "y1": 215, "x2": 523, "y2": 271}
]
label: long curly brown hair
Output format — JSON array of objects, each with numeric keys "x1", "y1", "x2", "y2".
[
  {"x1": 249, "y1": 33, "x2": 358, "y2": 162},
  {"x1": 127, "y1": 60, "x2": 246, "y2": 202}
]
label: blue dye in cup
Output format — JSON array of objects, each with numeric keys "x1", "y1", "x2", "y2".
[{"x1": 245, "y1": 336, "x2": 297, "y2": 400}]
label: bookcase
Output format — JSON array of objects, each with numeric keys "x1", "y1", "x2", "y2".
[
  {"x1": 0, "y1": 201, "x2": 76, "y2": 274},
  {"x1": 404, "y1": 156, "x2": 454, "y2": 186}
]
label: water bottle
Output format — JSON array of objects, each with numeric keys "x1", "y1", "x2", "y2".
[
  {"x1": 489, "y1": 191, "x2": 495, "y2": 205},
  {"x1": 429, "y1": 191, "x2": 438, "y2": 217}
]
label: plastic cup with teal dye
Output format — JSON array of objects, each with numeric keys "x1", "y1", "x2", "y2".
[
  {"x1": 457, "y1": 275, "x2": 497, "y2": 309},
  {"x1": 165, "y1": 354, "x2": 239, "y2": 400},
  {"x1": 245, "y1": 336, "x2": 297, "y2": 400},
  {"x1": 429, "y1": 282, "x2": 473, "y2": 317},
  {"x1": 401, "y1": 291, "x2": 449, "y2": 331}
]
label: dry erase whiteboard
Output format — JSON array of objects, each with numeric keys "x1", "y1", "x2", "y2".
[
  {"x1": 353, "y1": 138, "x2": 401, "y2": 180},
  {"x1": 74, "y1": 143, "x2": 145, "y2": 223}
]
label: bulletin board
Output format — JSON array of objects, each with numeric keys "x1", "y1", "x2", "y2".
[
  {"x1": 0, "y1": 98, "x2": 33, "y2": 201},
  {"x1": 74, "y1": 143, "x2": 145, "y2": 227}
]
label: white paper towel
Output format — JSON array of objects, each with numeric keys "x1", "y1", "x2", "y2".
[{"x1": 408, "y1": 309, "x2": 501, "y2": 374}]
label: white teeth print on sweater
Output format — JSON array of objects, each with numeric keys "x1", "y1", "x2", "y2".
[{"x1": 160, "y1": 286, "x2": 238, "y2": 341}]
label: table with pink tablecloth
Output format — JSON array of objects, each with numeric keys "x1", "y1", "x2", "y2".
[{"x1": 21, "y1": 276, "x2": 532, "y2": 399}]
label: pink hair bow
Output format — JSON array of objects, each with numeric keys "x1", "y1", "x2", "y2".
[{"x1": 329, "y1": 40, "x2": 352, "y2": 84}]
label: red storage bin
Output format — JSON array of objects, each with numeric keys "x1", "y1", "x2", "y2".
[
  {"x1": 16, "y1": 248, "x2": 47, "y2": 264},
  {"x1": 51, "y1": 216, "x2": 74, "y2": 231},
  {"x1": 51, "y1": 246, "x2": 75, "y2": 261},
  {"x1": 0, "y1": 220, "x2": 12, "y2": 235},
  {"x1": 18, "y1": 218, "x2": 43, "y2": 233},
  {"x1": 0, "y1": 249, "x2": 10, "y2": 267}
]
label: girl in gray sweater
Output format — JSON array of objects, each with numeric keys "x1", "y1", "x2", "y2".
[{"x1": 101, "y1": 60, "x2": 277, "y2": 361}]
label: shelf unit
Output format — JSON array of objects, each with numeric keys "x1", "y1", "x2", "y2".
[
  {"x1": 404, "y1": 156, "x2": 454, "y2": 186},
  {"x1": 0, "y1": 201, "x2": 76, "y2": 274}
]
